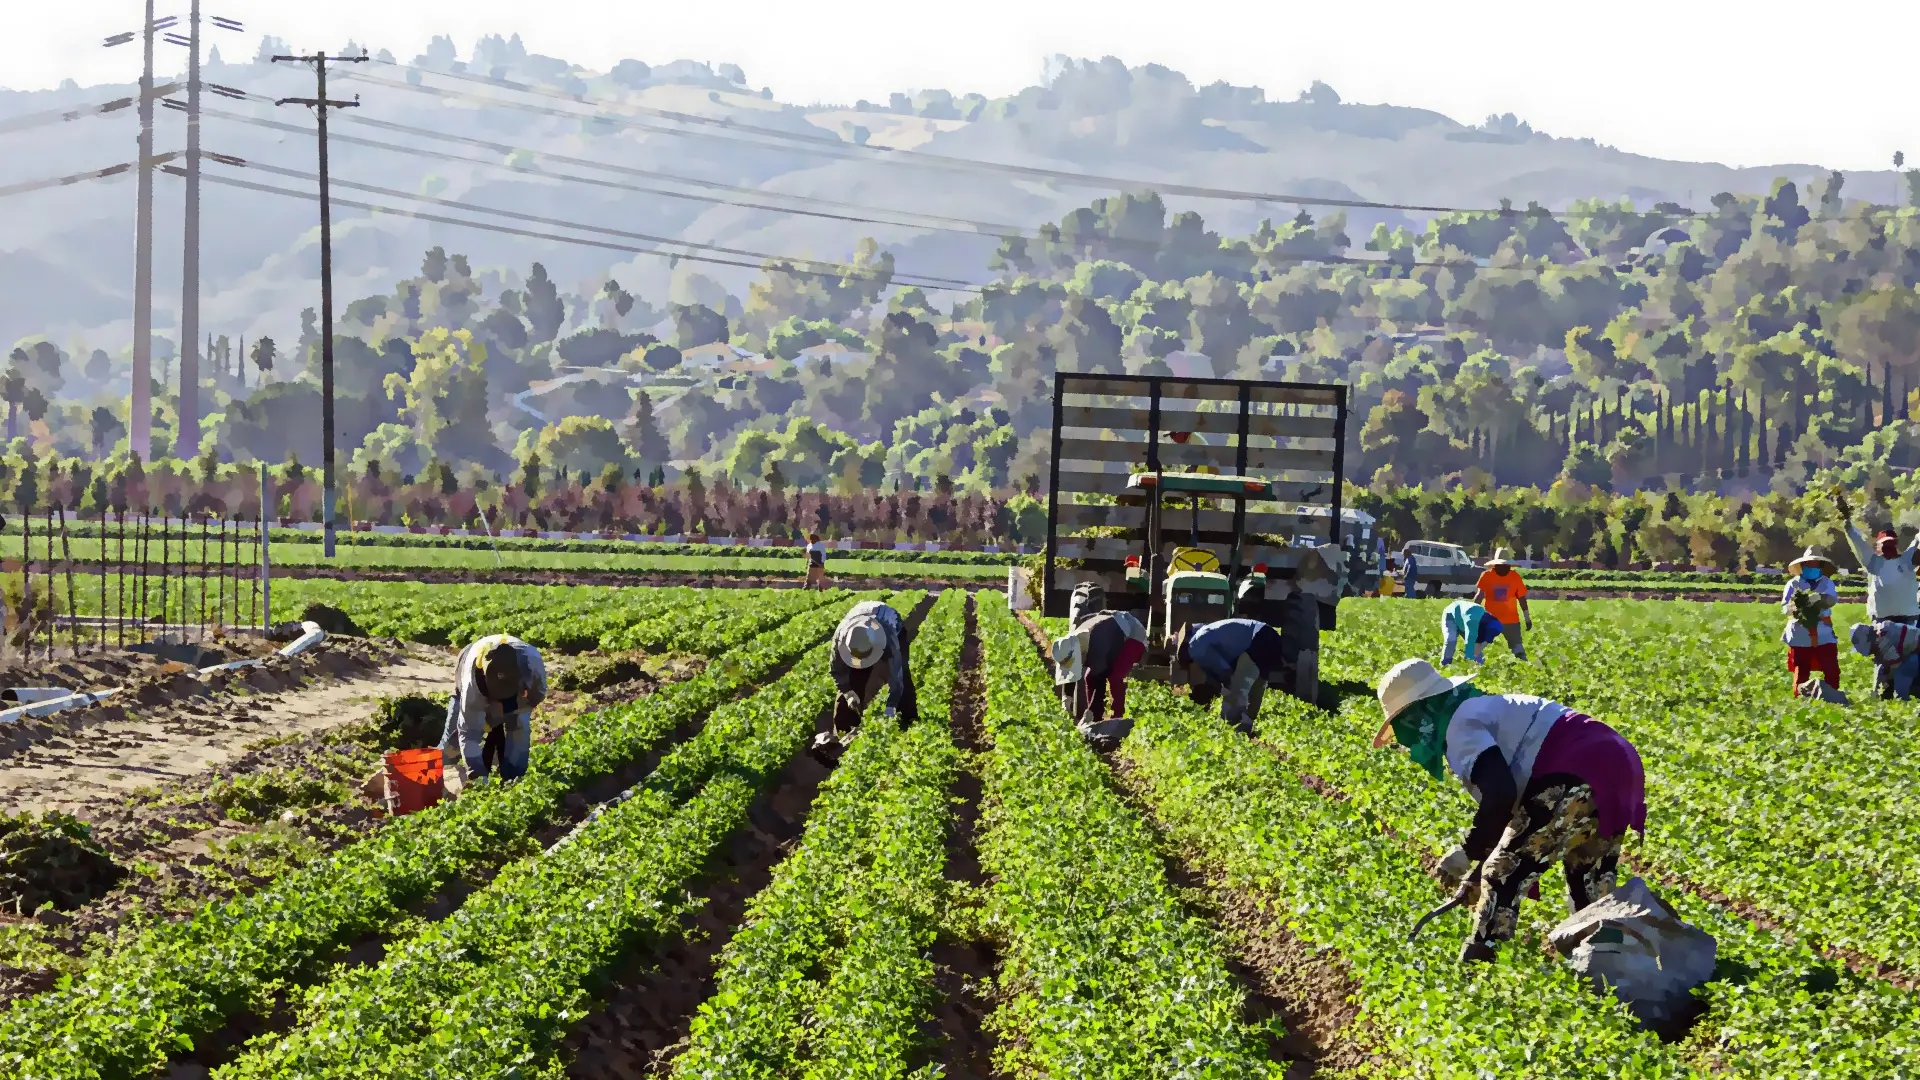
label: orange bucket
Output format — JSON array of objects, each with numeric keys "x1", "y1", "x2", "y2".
[{"x1": 383, "y1": 748, "x2": 444, "y2": 815}]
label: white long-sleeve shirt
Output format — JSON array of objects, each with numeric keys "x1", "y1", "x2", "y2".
[
  {"x1": 441, "y1": 635, "x2": 548, "y2": 767},
  {"x1": 1780, "y1": 576, "x2": 1839, "y2": 647},
  {"x1": 1843, "y1": 524, "x2": 1920, "y2": 620}
]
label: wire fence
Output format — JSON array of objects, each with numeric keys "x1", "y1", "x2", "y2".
[{"x1": 3, "y1": 507, "x2": 268, "y2": 662}]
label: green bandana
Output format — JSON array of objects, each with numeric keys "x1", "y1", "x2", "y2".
[{"x1": 1390, "y1": 682, "x2": 1486, "y2": 780}]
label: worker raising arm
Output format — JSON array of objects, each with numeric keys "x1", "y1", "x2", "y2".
[
  {"x1": 1172, "y1": 618, "x2": 1284, "y2": 734},
  {"x1": 1838, "y1": 499, "x2": 1919, "y2": 698},
  {"x1": 1439, "y1": 599, "x2": 1505, "y2": 666},
  {"x1": 818, "y1": 599, "x2": 918, "y2": 759},
  {"x1": 440, "y1": 634, "x2": 548, "y2": 789},
  {"x1": 1373, "y1": 658, "x2": 1647, "y2": 964}
]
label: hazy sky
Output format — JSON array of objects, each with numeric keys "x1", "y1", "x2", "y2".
[{"x1": 10, "y1": 1, "x2": 1914, "y2": 172}]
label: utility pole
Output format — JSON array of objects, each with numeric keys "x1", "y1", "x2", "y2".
[
  {"x1": 273, "y1": 51, "x2": 366, "y2": 559},
  {"x1": 107, "y1": 3, "x2": 171, "y2": 461},
  {"x1": 176, "y1": 0, "x2": 201, "y2": 457},
  {"x1": 163, "y1": 6, "x2": 240, "y2": 458}
]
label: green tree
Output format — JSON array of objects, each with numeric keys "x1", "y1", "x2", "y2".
[
  {"x1": 383, "y1": 328, "x2": 490, "y2": 464},
  {"x1": 525, "y1": 262, "x2": 566, "y2": 343}
]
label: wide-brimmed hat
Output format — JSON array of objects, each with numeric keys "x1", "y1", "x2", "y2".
[
  {"x1": 838, "y1": 618, "x2": 886, "y2": 669},
  {"x1": 1787, "y1": 547, "x2": 1837, "y2": 575},
  {"x1": 1484, "y1": 548, "x2": 1514, "y2": 568},
  {"x1": 1372, "y1": 657, "x2": 1474, "y2": 748}
]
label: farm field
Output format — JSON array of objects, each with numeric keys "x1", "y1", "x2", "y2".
[
  {"x1": 1, "y1": 587, "x2": 1914, "y2": 1079},
  {"x1": 1, "y1": 531, "x2": 1010, "y2": 581}
]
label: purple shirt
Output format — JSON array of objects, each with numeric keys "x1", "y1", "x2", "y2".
[{"x1": 1531, "y1": 711, "x2": 1647, "y2": 839}]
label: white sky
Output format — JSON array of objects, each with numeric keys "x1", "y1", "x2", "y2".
[{"x1": 8, "y1": 0, "x2": 1915, "y2": 171}]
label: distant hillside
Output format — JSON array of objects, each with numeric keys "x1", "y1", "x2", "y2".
[{"x1": 0, "y1": 36, "x2": 1851, "y2": 358}]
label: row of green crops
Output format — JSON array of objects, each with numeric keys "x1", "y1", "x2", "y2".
[
  {"x1": 2, "y1": 531, "x2": 1008, "y2": 580},
  {"x1": 0, "y1": 594, "x2": 875, "y2": 1080},
  {"x1": 974, "y1": 597, "x2": 1280, "y2": 1078},
  {"x1": 1103, "y1": 596, "x2": 1920, "y2": 1077},
  {"x1": 266, "y1": 581, "x2": 838, "y2": 654},
  {"x1": 668, "y1": 589, "x2": 967, "y2": 1079},
  {"x1": 209, "y1": 591, "x2": 930, "y2": 1079}
]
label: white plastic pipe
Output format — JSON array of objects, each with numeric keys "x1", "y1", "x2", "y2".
[
  {"x1": 1, "y1": 688, "x2": 73, "y2": 705},
  {"x1": 0, "y1": 622, "x2": 326, "y2": 725}
]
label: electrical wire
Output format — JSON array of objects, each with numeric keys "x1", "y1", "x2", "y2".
[
  {"x1": 357, "y1": 59, "x2": 1787, "y2": 222},
  {"x1": 0, "y1": 82, "x2": 181, "y2": 137},
  {"x1": 204, "y1": 100, "x2": 1025, "y2": 238},
  {"x1": 162, "y1": 163, "x2": 997, "y2": 293},
  {"x1": 217, "y1": 154, "x2": 979, "y2": 287},
  {"x1": 0, "y1": 153, "x2": 179, "y2": 199}
]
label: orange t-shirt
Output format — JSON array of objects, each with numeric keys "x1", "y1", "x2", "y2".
[{"x1": 1475, "y1": 568, "x2": 1527, "y2": 624}]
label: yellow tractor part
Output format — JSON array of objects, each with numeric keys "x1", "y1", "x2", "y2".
[{"x1": 1168, "y1": 546, "x2": 1221, "y2": 574}]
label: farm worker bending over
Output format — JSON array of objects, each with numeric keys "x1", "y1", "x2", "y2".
[
  {"x1": 1440, "y1": 600, "x2": 1506, "y2": 666},
  {"x1": 805, "y1": 533, "x2": 828, "y2": 591},
  {"x1": 1850, "y1": 621, "x2": 1920, "y2": 699},
  {"x1": 1840, "y1": 506, "x2": 1919, "y2": 698},
  {"x1": 1055, "y1": 607, "x2": 1148, "y2": 749},
  {"x1": 1373, "y1": 658, "x2": 1647, "y2": 964},
  {"x1": 1173, "y1": 618, "x2": 1284, "y2": 734},
  {"x1": 1471, "y1": 549, "x2": 1530, "y2": 659},
  {"x1": 1781, "y1": 547, "x2": 1841, "y2": 692},
  {"x1": 441, "y1": 634, "x2": 548, "y2": 788},
  {"x1": 818, "y1": 600, "x2": 918, "y2": 757}
]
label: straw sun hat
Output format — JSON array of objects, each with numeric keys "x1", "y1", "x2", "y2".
[
  {"x1": 1370, "y1": 657, "x2": 1474, "y2": 749},
  {"x1": 1786, "y1": 547, "x2": 1837, "y2": 575},
  {"x1": 838, "y1": 617, "x2": 886, "y2": 670},
  {"x1": 1484, "y1": 547, "x2": 1514, "y2": 567}
]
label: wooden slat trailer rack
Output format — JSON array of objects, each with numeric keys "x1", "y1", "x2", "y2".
[{"x1": 1042, "y1": 372, "x2": 1356, "y2": 702}]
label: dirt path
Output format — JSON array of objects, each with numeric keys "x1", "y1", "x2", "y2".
[{"x1": 0, "y1": 653, "x2": 453, "y2": 816}]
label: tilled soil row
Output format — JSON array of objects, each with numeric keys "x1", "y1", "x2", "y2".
[
  {"x1": 555, "y1": 593, "x2": 941, "y2": 1078},
  {"x1": 0, "y1": 638, "x2": 408, "y2": 761},
  {"x1": 1008, "y1": 610, "x2": 1350, "y2": 1076},
  {"x1": 919, "y1": 594, "x2": 1000, "y2": 1080}
]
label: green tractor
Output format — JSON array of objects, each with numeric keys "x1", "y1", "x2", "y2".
[{"x1": 1043, "y1": 372, "x2": 1352, "y2": 705}]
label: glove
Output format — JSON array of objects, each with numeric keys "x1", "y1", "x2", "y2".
[
  {"x1": 884, "y1": 706, "x2": 898, "y2": 721},
  {"x1": 1437, "y1": 846, "x2": 1473, "y2": 890}
]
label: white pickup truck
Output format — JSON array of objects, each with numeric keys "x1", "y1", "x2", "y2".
[{"x1": 1398, "y1": 541, "x2": 1480, "y2": 597}]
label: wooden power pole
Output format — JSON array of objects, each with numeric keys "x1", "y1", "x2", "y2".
[{"x1": 273, "y1": 51, "x2": 367, "y2": 559}]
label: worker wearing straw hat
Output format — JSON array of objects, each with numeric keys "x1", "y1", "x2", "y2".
[
  {"x1": 441, "y1": 633, "x2": 548, "y2": 789},
  {"x1": 1373, "y1": 657, "x2": 1647, "y2": 964},
  {"x1": 1471, "y1": 548, "x2": 1531, "y2": 660},
  {"x1": 1782, "y1": 546, "x2": 1841, "y2": 693},
  {"x1": 817, "y1": 599, "x2": 917, "y2": 760}
]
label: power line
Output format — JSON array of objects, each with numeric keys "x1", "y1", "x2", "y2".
[
  {"x1": 205, "y1": 93, "x2": 1024, "y2": 237},
  {"x1": 164, "y1": 164, "x2": 997, "y2": 293},
  {"x1": 0, "y1": 83, "x2": 182, "y2": 137},
  {"x1": 208, "y1": 153, "x2": 979, "y2": 288},
  {"x1": 0, "y1": 154, "x2": 178, "y2": 199},
  {"x1": 364, "y1": 57, "x2": 1920, "y2": 225}
]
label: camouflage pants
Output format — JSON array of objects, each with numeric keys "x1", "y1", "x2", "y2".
[{"x1": 1470, "y1": 780, "x2": 1621, "y2": 946}]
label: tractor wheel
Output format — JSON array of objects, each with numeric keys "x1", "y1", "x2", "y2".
[{"x1": 1275, "y1": 591, "x2": 1322, "y2": 704}]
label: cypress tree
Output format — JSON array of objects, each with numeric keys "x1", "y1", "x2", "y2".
[{"x1": 1757, "y1": 395, "x2": 1769, "y2": 473}]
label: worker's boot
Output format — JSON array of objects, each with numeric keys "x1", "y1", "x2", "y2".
[{"x1": 1458, "y1": 939, "x2": 1498, "y2": 965}]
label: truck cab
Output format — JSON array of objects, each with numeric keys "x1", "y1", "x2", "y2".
[{"x1": 1400, "y1": 540, "x2": 1479, "y2": 596}]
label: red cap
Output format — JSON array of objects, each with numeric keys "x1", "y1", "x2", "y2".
[{"x1": 1879, "y1": 529, "x2": 1898, "y2": 540}]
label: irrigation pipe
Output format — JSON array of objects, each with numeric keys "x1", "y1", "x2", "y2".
[{"x1": 0, "y1": 621, "x2": 326, "y2": 725}]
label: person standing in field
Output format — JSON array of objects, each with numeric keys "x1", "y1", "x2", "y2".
[
  {"x1": 1472, "y1": 549, "x2": 1530, "y2": 659},
  {"x1": 1440, "y1": 599, "x2": 1506, "y2": 666},
  {"x1": 1373, "y1": 657, "x2": 1648, "y2": 964},
  {"x1": 441, "y1": 634, "x2": 547, "y2": 788},
  {"x1": 1401, "y1": 552, "x2": 1420, "y2": 598},
  {"x1": 816, "y1": 598, "x2": 917, "y2": 760},
  {"x1": 804, "y1": 532, "x2": 828, "y2": 590},
  {"x1": 1839, "y1": 505, "x2": 1919, "y2": 698},
  {"x1": 1781, "y1": 547, "x2": 1841, "y2": 692}
]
